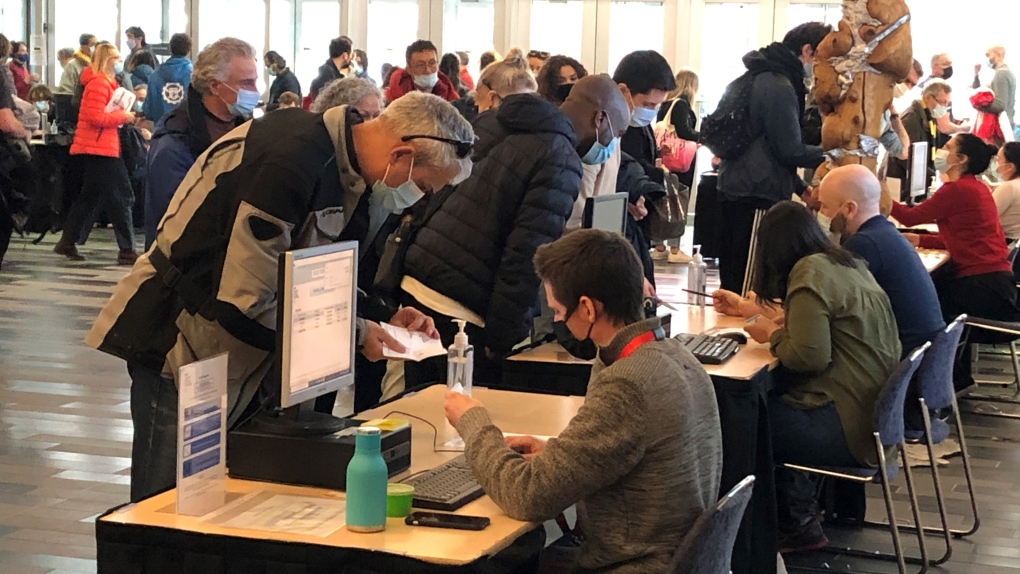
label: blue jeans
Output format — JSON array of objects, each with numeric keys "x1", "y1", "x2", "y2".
[
  {"x1": 769, "y1": 397, "x2": 858, "y2": 534},
  {"x1": 128, "y1": 362, "x2": 178, "y2": 502}
]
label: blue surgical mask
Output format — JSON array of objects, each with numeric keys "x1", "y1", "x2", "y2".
[
  {"x1": 34, "y1": 101, "x2": 46, "y2": 112},
  {"x1": 133, "y1": 100, "x2": 143, "y2": 113},
  {"x1": 582, "y1": 115, "x2": 616, "y2": 166},
  {"x1": 371, "y1": 157, "x2": 425, "y2": 213},
  {"x1": 222, "y1": 84, "x2": 260, "y2": 119},
  {"x1": 414, "y1": 72, "x2": 439, "y2": 90},
  {"x1": 266, "y1": 67, "x2": 277, "y2": 77},
  {"x1": 630, "y1": 106, "x2": 657, "y2": 128},
  {"x1": 113, "y1": 61, "x2": 124, "y2": 75},
  {"x1": 17, "y1": 53, "x2": 28, "y2": 64}
]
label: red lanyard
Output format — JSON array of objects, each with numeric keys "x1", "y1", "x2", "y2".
[{"x1": 618, "y1": 329, "x2": 663, "y2": 360}]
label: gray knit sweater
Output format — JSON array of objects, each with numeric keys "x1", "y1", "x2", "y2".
[{"x1": 456, "y1": 318, "x2": 724, "y2": 574}]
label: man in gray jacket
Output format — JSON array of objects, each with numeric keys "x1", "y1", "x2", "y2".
[
  {"x1": 973, "y1": 45, "x2": 1016, "y2": 131},
  {"x1": 445, "y1": 229, "x2": 723, "y2": 574}
]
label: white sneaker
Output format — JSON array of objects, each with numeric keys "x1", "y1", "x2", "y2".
[
  {"x1": 668, "y1": 250, "x2": 694, "y2": 264},
  {"x1": 651, "y1": 248, "x2": 668, "y2": 261}
]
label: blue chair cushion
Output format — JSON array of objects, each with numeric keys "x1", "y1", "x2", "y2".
[{"x1": 904, "y1": 418, "x2": 950, "y2": 444}]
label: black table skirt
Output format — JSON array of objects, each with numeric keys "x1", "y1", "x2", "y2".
[{"x1": 95, "y1": 513, "x2": 545, "y2": 574}]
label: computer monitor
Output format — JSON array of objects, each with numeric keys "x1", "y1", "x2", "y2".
[
  {"x1": 908, "y1": 141, "x2": 929, "y2": 205},
  {"x1": 582, "y1": 192, "x2": 629, "y2": 234},
  {"x1": 277, "y1": 241, "x2": 358, "y2": 409}
]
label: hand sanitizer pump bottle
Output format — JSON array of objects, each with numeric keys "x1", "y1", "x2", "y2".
[
  {"x1": 447, "y1": 320, "x2": 474, "y2": 396},
  {"x1": 687, "y1": 245, "x2": 707, "y2": 307}
]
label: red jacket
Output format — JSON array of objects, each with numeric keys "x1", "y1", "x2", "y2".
[
  {"x1": 459, "y1": 68, "x2": 475, "y2": 91},
  {"x1": 385, "y1": 68, "x2": 459, "y2": 103},
  {"x1": 891, "y1": 175, "x2": 1013, "y2": 278},
  {"x1": 8, "y1": 60, "x2": 29, "y2": 101},
  {"x1": 71, "y1": 67, "x2": 126, "y2": 158}
]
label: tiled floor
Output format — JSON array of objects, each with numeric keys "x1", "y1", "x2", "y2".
[{"x1": 2, "y1": 230, "x2": 1020, "y2": 573}]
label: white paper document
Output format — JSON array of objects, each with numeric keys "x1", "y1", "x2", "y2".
[
  {"x1": 105, "y1": 87, "x2": 136, "y2": 113},
  {"x1": 176, "y1": 353, "x2": 228, "y2": 516},
  {"x1": 380, "y1": 322, "x2": 446, "y2": 361},
  {"x1": 201, "y1": 490, "x2": 347, "y2": 537}
]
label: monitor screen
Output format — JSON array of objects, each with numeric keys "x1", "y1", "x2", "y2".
[
  {"x1": 584, "y1": 193, "x2": 629, "y2": 234},
  {"x1": 278, "y1": 241, "x2": 358, "y2": 408},
  {"x1": 909, "y1": 141, "x2": 929, "y2": 199}
]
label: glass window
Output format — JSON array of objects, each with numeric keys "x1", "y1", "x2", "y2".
[
  {"x1": 269, "y1": 0, "x2": 295, "y2": 67},
  {"x1": 295, "y1": 0, "x2": 339, "y2": 91},
  {"x1": 529, "y1": 0, "x2": 583, "y2": 63},
  {"x1": 700, "y1": 2, "x2": 759, "y2": 114},
  {"x1": 367, "y1": 0, "x2": 418, "y2": 80},
  {"x1": 121, "y1": 0, "x2": 164, "y2": 57},
  {"x1": 54, "y1": 0, "x2": 118, "y2": 82},
  {"x1": 787, "y1": 2, "x2": 842, "y2": 31},
  {"x1": 0, "y1": 0, "x2": 23, "y2": 41},
  {"x1": 443, "y1": 0, "x2": 494, "y2": 80},
  {"x1": 169, "y1": 0, "x2": 189, "y2": 42},
  {"x1": 606, "y1": 1, "x2": 664, "y2": 76},
  {"x1": 199, "y1": 0, "x2": 267, "y2": 91}
]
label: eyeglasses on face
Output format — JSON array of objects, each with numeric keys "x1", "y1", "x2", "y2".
[{"x1": 401, "y1": 134, "x2": 475, "y2": 159}]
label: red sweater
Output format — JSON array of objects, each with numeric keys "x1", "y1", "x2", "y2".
[
  {"x1": 891, "y1": 175, "x2": 1012, "y2": 278},
  {"x1": 385, "y1": 68, "x2": 460, "y2": 103},
  {"x1": 8, "y1": 60, "x2": 29, "y2": 101},
  {"x1": 70, "y1": 67, "x2": 127, "y2": 158}
]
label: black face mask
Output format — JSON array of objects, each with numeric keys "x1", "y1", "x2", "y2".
[
  {"x1": 555, "y1": 82, "x2": 574, "y2": 102},
  {"x1": 942, "y1": 66, "x2": 954, "y2": 80}
]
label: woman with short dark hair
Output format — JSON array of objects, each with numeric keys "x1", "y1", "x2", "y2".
[
  {"x1": 993, "y1": 141, "x2": 1020, "y2": 240},
  {"x1": 893, "y1": 133, "x2": 1019, "y2": 389},
  {"x1": 730, "y1": 201, "x2": 900, "y2": 553}
]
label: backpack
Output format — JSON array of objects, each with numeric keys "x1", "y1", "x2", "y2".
[{"x1": 700, "y1": 71, "x2": 759, "y2": 160}]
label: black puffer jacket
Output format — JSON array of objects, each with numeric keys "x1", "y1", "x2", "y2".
[{"x1": 403, "y1": 93, "x2": 583, "y2": 354}]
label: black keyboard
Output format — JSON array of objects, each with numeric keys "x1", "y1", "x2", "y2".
[
  {"x1": 675, "y1": 333, "x2": 740, "y2": 365},
  {"x1": 405, "y1": 455, "x2": 484, "y2": 511}
]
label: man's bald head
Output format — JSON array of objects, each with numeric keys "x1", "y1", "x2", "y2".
[
  {"x1": 561, "y1": 74, "x2": 630, "y2": 156},
  {"x1": 988, "y1": 46, "x2": 1006, "y2": 67},
  {"x1": 818, "y1": 165, "x2": 882, "y2": 235}
]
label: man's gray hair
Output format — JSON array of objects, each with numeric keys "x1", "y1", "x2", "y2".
[
  {"x1": 192, "y1": 37, "x2": 256, "y2": 96},
  {"x1": 311, "y1": 77, "x2": 383, "y2": 113},
  {"x1": 378, "y1": 92, "x2": 474, "y2": 183},
  {"x1": 922, "y1": 79, "x2": 951, "y2": 99},
  {"x1": 57, "y1": 47, "x2": 75, "y2": 60}
]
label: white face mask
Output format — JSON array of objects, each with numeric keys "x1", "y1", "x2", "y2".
[{"x1": 931, "y1": 104, "x2": 949, "y2": 119}]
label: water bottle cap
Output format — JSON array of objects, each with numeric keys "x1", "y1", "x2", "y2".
[{"x1": 357, "y1": 426, "x2": 381, "y2": 435}]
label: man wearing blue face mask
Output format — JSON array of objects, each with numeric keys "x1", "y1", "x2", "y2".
[
  {"x1": 385, "y1": 40, "x2": 460, "y2": 104},
  {"x1": 144, "y1": 37, "x2": 257, "y2": 250},
  {"x1": 88, "y1": 90, "x2": 475, "y2": 502}
]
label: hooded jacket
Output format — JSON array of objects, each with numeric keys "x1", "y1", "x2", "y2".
[
  {"x1": 717, "y1": 43, "x2": 824, "y2": 204},
  {"x1": 144, "y1": 86, "x2": 244, "y2": 248},
  {"x1": 402, "y1": 93, "x2": 582, "y2": 354},
  {"x1": 142, "y1": 56, "x2": 192, "y2": 122},
  {"x1": 309, "y1": 59, "x2": 343, "y2": 101},
  {"x1": 130, "y1": 64, "x2": 154, "y2": 89},
  {"x1": 385, "y1": 68, "x2": 459, "y2": 103},
  {"x1": 88, "y1": 106, "x2": 371, "y2": 426},
  {"x1": 70, "y1": 67, "x2": 125, "y2": 158}
]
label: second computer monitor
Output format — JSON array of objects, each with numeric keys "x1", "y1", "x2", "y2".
[
  {"x1": 277, "y1": 241, "x2": 358, "y2": 409},
  {"x1": 582, "y1": 192, "x2": 629, "y2": 235},
  {"x1": 908, "y1": 141, "x2": 929, "y2": 205}
]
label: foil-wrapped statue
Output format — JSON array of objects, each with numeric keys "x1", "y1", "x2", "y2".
[{"x1": 812, "y1": 0, "x2": 914, "y2": 210}]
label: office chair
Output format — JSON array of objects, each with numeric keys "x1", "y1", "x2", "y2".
[
  {"x1": 783, "y1": 344, "x2": 931, "y2": 574},
  {"x1": 667, "y1": 475, "x2": 754, "y2": 574}
]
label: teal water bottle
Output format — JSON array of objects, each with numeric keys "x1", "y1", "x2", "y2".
[{"x1": 346, "y1": 427, "x2": 388, "y2": 532}]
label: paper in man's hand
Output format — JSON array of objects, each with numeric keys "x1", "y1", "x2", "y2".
[{"x1": 380, "y1": 323, "x2": 446, "y2": 361}]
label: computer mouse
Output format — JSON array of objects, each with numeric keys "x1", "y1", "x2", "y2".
[{"x1": 716, "y1": 331, "x2": 747, "y2": 345}]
